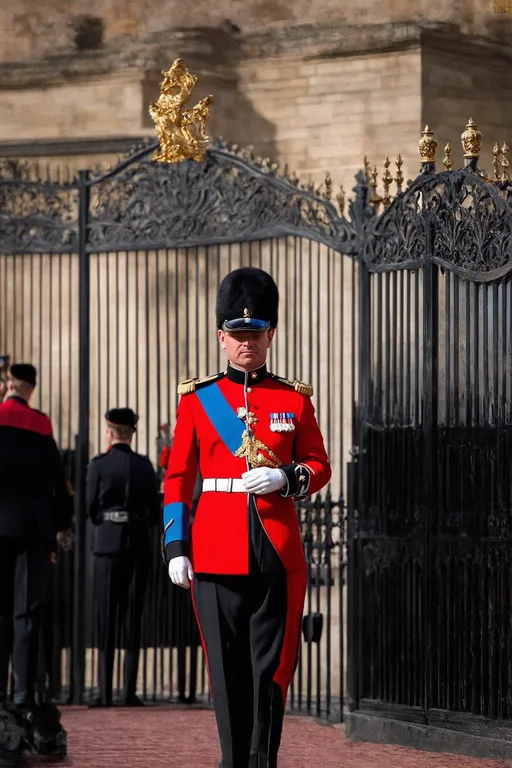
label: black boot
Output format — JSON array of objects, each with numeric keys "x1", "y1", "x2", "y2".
[
  {"x1": 0, "y1": 703, "x2": 25, "y2": 756},
  {"x1": 20, "y1": 701, "x2": 67, "y2": 756}
]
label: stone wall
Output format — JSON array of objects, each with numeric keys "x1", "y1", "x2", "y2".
[
  {"x1": 421, "y1": 26, "x2": 512, "y2": 173},
  {"x1": 0, "y1": 0, "x2": 507, "y2": 64},
  {"x1": 2, "y1": 15, "x2": 511, "y2": 194},
  {"x1": 238, "y1": 47, "x2": 422, "y2": 199}
]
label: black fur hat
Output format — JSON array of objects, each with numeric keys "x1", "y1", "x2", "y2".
[
  {"x1": 9, "y1": 363, "x2": 36, "y2": 387},
  {"x1": 216, "y1": 267, "x2": 279, "y2": 332},
  {"x1": 105, "y1": 408, "x2": 138, "y2": 430}
]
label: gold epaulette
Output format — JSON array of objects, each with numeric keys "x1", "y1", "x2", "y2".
[
  {"x1": 177, "y1": 378, "x2": 197, "y2": 395},
  {"x1": 177, "y1": 371, "x2": 224, "y2": 395},
  {"x1": 294, "y1": 380, "x2": 314, "y2": 397},
  {"x1": 270, "y1": 373, "x2": 314, "y2": 397}
]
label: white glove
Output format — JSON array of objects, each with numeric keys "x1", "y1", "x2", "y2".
[
  {"x1": 242, "y1": 467, "x2": 287, "y2": 495},
  {"x1": 168, "y1": 556, "x2": 194, "y2": 589}
]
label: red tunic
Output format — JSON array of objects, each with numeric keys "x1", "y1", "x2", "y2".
[{"x1": 163, "y1": 368, "x2": 331, "y2": 575}]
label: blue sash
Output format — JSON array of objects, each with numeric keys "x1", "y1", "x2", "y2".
[
  {"x1": 164, "y1": 382, "x2": 244, "y2": 549},
  {"x1": 195, "y1": 382, "x2": 245, "y2": 454}
]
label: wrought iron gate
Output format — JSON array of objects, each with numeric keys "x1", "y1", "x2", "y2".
[
  {"x1": 0, "y1": 140, "x2": 355, "y2": 719},
  {"x1": 347, "y1": 130, "x2": 512, "y2": 747}
]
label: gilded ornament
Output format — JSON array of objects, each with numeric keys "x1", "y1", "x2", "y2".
[
  {"x1": 492, "y1": 142, "x2": 501, "y2": 181},
  {"x1": 370, "y1": 165, "x2": 380, "y2": 206},
  {"x1": 234, "y1": 430, "x2": 282, "y2": 469},
  {"x1": 419, "y1": 125, "x2": 438, "y2": 164},
  {"x1": 461, "y1": 118, "x2": 482, "y2": 160},
  {"x1": 493, "y1": 0, "x2": 512, "y2": 14},
  {"x1": 237, "y1": 407, "x2": 257, "y2": 425},
  {"x1": 149, "y1": 58, "x2": 213, "y2": 164},
  {"x1": 324, "y1": 171, "x2": 332, "y2": 201},
  {"x1": 336, "y1": 185, "x2": 345, "y2": 215},
  {"x1": 501, "y1": 142, "x2": 510, "y2": 181},
  {"x1": 443, "y1": 143, "x2": 453, "y2": 171},
  {"x1": 382, "y1": 156, "x2": 393, "y2": 207},
  {"x1": 394, "y1": 154, "x2": 404, "y2": 190}
]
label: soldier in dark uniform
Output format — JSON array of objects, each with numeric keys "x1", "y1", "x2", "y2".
[
  {"x1": 86, "y1": 408, "x2": 160, "y2": 708},
  {"x1": 0, "y1": 363, "x2": 72, "y2": 757}
]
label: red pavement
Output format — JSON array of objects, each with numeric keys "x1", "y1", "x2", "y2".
[{"x1": 21, "y1": 706, "x2": 512, "y2": 767}]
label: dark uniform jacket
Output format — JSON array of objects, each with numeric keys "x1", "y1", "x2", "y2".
[
  {"x1": 86, "y1": 443, "x2": 160, "y2": 555},
  {"x1": 0, "y1": 395, "x2": 72, "y2": 539}
]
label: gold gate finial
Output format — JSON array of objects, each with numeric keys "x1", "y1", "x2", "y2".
[
  {"x1": 492, "y1": 142, "x2": 501, "y2": 180},
  {"x1": 501, "y1": 141, "x2": 510, "y2": 181},
  {"x1": 419, "y1": 125, "x2": 438, "y2": 164},
  {"x1": 443, "y1": 143, "x2": 453, "y2": 171},
  {"x1": 149, "y1": 58, "x2": 213, "y2": 164},
  {"x1": 461, "y1": 118, "x2": 482, "y2": 160}
]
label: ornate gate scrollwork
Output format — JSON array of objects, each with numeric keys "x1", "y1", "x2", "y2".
[{"x1": 349, "y1": 119, "x2": 512, "y2": 747}]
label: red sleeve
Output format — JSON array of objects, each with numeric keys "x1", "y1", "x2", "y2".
[
  {"x1": 159, "y1": 444, "x2": 170, "y2": 469},
  {"x1": 162, "y1": 395, "x2": 199, "y2": 561},
  {"x1": 280, "y1": 395, "x2": 331, "y2": 499}
]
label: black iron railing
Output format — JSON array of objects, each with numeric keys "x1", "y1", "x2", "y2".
[{"x1": 0, "y1": 143, "x2": 353, "y2": 719}]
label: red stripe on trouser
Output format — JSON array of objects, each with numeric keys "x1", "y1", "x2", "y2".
[
  {"x1": 272, "y1": 567, "x2": 307, "y2": 705},
  {"x1": 190, "y1": 578, "x2": 214, "y2": 697}
]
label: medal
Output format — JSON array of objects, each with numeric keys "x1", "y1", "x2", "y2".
[
  {"x1": 270, "y1": 413, "x2": 295, "y2": 432},
  {"x1": 237, "y1": 407, "x2": 257, "y2": 425}
]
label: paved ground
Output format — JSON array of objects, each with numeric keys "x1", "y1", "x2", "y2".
[{"x1": 8, "y1": 706, "x2": 512, "y2": 767}]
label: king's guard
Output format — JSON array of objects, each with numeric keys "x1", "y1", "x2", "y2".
[{"x1": 162, "y1": 266, "x2": 331, "y2": 768}]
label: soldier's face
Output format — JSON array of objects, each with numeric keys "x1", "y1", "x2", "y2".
[{"x1": 218, "y1": 329, "x2": 275, "y2": 370}]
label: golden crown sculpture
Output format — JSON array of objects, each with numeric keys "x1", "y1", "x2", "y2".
[{"x1": 149, "y1": 58, "x2": 213, "y2": 164}]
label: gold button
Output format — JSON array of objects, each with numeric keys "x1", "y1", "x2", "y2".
[{"x1": 247, "y1": 387, "x2": 253, "y2": 393}]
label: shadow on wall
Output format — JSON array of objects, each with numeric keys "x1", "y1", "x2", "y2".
[{"x1": 140, "y1": 25, "x2": 278, "y2": 162}]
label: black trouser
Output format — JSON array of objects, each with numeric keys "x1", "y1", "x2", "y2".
[
  {"x1": 0, "y1": 537, "x2": 50, "y2": 706},
  {"x1": 94, "y1": 551, "x2": 149, "y2": 705},
  {"x1": 193, "y1": 571, "x2": 287, "y2": 768},
  {"x1": 175, "y1": 588, "x2": 199, "y2": 702},
  {"x1": 36, "y1": 562, "x2": 61, "y2": 701},
  {"x1": 192, "y1": 500, "x2": 290, "y2": 768}
]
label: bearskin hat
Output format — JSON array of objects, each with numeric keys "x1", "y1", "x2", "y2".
[{"x1": 215, "y1": 267, "x2": 279, "y2": 332}]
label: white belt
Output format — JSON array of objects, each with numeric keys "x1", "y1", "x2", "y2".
[{"x1": 202, "y1": 478, "x2": 246, "y2": 493}]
